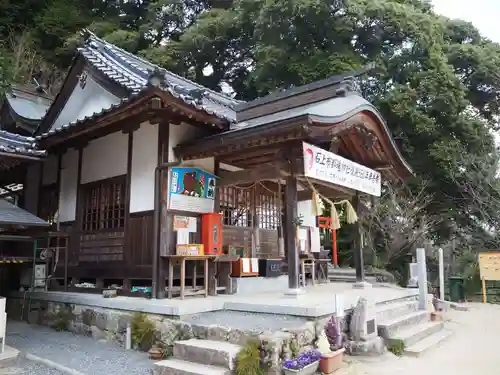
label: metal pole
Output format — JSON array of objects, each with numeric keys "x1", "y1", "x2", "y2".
[
  {"x1": 64, "y1": 236, "x2": 68, "y2": 292},
  {"x1": 125, "y1": 322, "x2": 132, "y2": 350},
  {"x1": 152, "y1": 161, "x2": 182, "y2": 299},
  {"x1": 28, "y1": 239, "x2": 38, "y2": 320},
  {"x1": 31, "y1": 240, "x2": 37, "y2": 291}
]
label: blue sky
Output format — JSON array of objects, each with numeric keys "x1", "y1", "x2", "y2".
[{"x1": 431, "y1": 0, "x2": 499, "y2": 43}]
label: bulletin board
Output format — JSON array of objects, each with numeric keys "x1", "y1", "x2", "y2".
[{"x1": 478, "y1": 252, "x2": 500, "y2": 281}]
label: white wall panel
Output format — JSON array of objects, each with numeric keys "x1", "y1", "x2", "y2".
[
  {"x1": 130, "y1": 122, "x2": 158, "y2": 212},
  {"x1": 168, "y1": 123, "x2": 214, "y2": 173},
  {"x1": 51, "y1": 72, "x2": 120, "y2": 132},
  {"x1": 81, "y1": 132, "x2": 128, "y2": 184}
]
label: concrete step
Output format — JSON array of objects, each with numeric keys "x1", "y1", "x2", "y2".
[
  {"x1": 388, "y1": 320, "x2": 444, "y2": 347},
  {"x1": 404, "y1": 329, "x2": 453, "y2": 357},
  {"x1": 378, "y1": 310, "x2": 429, "y2": 338},
  {"x1": 326, "y1": 267, "x2": 356, "y2": 275},
  {"x1": 173, "y1": 339, "x2": 241, "y2": 370},
  {"x1": 152, "y1": 359, "x2": 232, "y2": 375},
  {"x1": 376, "y1": 300, "x2": 419, "y2": 322},
  {"x1": 328, "y1": 275, "x2": 377, "y2": 283}
]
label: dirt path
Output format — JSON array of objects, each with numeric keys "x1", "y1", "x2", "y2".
[{"x1": 343, "y1": 303, "x2": 496, "y2": 375}]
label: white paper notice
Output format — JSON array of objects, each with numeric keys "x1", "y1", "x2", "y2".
[
  {"x1": 251, "y1": 258, "x2": 259, "y2": 272},
  {"x1": 299, "y1": 239, "x2": 307, "y2": 252},
  {"x1": 298, "y1": 228, "x2": 308, "y2": 240},
  {"x1": 310, "y1": 227, "x2": 321, "y2": 253},
  {"x1": 242, "y1": 258, "x2": 250, "y2": 273},
  {"x1": 188, "y1": 217, "x2": 197, "y2": 232},
  {"x1": 176, "y1": 228, "x2": 190, "y2": 245}
]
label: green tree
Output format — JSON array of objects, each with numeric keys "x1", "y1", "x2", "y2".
[{"x1": 168, "y1": 0, "x2": 500, "y2": 245}]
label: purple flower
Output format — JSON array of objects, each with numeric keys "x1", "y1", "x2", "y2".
[{"x1": 283, "y1": 349, "x2": 321, "y2": 369}]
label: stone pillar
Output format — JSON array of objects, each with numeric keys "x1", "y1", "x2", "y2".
[
  {"x1": 284, "y1": 175, "x2": 300, "y2": 295},
  {"x1": 438, "y1": 247, "x2": 445, "y2": 301},
  {"x1": 417, "y1": 247, "x2": 428, "y2": 310}
]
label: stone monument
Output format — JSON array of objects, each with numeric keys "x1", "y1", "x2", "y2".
[{"x1": 347, "y1": 297, "x2": 385, "y2": 355}]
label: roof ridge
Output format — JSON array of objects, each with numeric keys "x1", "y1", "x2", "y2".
[
  {"x1": 78, "y1": 46, "x2": 146, "y2": 90},
  {"x1": 82, "y1": 29, "x2": 241, "y2": 108}
]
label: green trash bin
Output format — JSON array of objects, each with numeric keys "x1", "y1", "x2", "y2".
[{"x1": 448, "y1": 276, "x2": 465, "y2": 302}]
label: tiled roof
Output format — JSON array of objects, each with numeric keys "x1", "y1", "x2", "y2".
[
  {"x1": 0, "y1": 199, "x2": 49, "y2": 227},
  {"x1": 79, "y1": 31, "x2": 240, "y2": 121},
  {"x1": 0, "y1": 131, "x2": 46, "y2": 157},
  {"x1": 6, "y1": 87, "x2": 52, "y2": 121}
]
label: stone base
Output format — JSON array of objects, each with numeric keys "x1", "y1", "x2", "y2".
[
  {"x1": 353, "y1": 281, "x2": 372, "y2": 289},
  {"x1": 346, "y1": 336, "x2": 386, "y2": 356},
  {"x1": 0, "y1": 346, "x2": 20, "y2": 366},
  {"x1": 283, "y1": 288, "x2": 305, "y2": 298},
  {"x1": 232, "y1": 276, "x2": 289, "y2": 295}
]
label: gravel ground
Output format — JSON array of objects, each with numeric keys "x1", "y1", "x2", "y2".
[
  {"x1": 0, "y1": 357, "x2": 66, "y2": 375},
  {"x1": 6, "y1": 321, "x2": 153, "y2": 375},
  {"x1": 181, "y1": 310, "x2": 311, "y2": 331},
  {"x1": 337, "y1": 303, "x2": 497, "y2": 375}
]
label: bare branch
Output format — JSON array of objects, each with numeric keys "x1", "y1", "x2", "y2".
[{"x1": 360, "y1": 182, "x2": 437, "y2": 263}]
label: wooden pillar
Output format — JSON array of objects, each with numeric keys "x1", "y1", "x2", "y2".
[
  {"x1": 285, "y1": 175, "x2": 299, "y2": 290},
  {"x1": 24, "y1": 163, "x2": 42, "y2": 215},
  {"x1": 352, "y1": 192, "x2": 365, "y2": 283},
  {"x1": 156, "y1": 122, "x2": 169, "y2": 299},
  {"x1": 252, "y1": 184, "x2": 260, "y2": 258}
]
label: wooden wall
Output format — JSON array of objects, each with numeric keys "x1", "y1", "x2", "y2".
[{"x1": 55, "y1": 210, "x2": 154, "y2": 280}]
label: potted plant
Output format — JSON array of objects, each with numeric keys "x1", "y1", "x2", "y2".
[
  {"x1": 148, "y1": 344, "x2": 163, "y2": 360},
  {"x1": 282, "y1": 349, "x2": 321, "y2": 375},
  {"x1": 317, "y1": 315, "x2": 345, "y2": 374},
  {"x1": 430, "y1": 311, "x2": 440, "y2": 321}
]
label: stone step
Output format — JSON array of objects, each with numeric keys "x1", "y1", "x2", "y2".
[
  {"x1": 378, "y1": 310, "x2": 429, "y2": 338},
  {"x1": 152, "y1": 359, "x2": 231, "y2": 375},
  {"x1": 404, "y1": 329, "x2": 453, "y2": 357},
  {"x1": 387, "y1": 320, "x2": 444, "y2": 347},
  {"x1": 173, "y1": 339, "x2": 241, "y2": 370},
  {"x1": 376, "y1": 300, "x2": 419, "y2": 322}
]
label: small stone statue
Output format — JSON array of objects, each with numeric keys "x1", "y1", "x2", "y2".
[{"x1": 350, "y1": 297, "x2": 367, "y2": 341}]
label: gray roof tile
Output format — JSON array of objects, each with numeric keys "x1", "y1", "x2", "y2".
[
  {"x1": 79, "y1": 32, "x2": 240, "y2": 121},
  {"x1": 0, "y1": 199, "x2": 49, "y2": 227},
  {"x1": 0, "y1": 131, "x2": 46, "y2": 157}
]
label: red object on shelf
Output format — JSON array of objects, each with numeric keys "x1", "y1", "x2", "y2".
[
  {"x1": 201, "y1": 213, "x2": 223, "y2": 255},
  {"x1": 316, "y1": 216, "x2": 338, "y2": 266}
]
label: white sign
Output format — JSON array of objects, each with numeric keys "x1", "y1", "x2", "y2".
[{"x1": 302, "y1": 142, "x2": 381, "y2": 196}]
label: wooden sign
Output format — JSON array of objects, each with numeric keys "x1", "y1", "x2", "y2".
[{"x1": 478, "y1": 252, "x2": 500, "y2": 281}]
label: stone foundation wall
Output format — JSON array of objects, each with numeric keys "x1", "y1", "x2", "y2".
[{"x1": 7, "y1": 297, "x2": 345, "y2": 374}]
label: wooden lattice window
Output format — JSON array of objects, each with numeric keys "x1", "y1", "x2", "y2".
[
  {"x1": 81, "y1": 177, "x2": 125, "y2": 232},
  {"x1": 256, "y1": 191, "x2": 280, "y2": 230},
  {"x1": 39, "y1": 184, "x2": 58, "y2": 225},
  {"x1": 218, "y1": 186, "x2": 253, "y2": 227}
]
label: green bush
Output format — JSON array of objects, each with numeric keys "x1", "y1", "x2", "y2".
[
  {"x1": 52, "y1": 304, "x2": 74, "y2": 332},
  {"x1": 131, "y1": 312, "x2": 157, "y2": 351},
  {"x1": 387, "y1": 339, "x2": 405, "y2": 356},
  {"x1": 235, "y1": 339, "x2": 264, "y2": 375}
]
